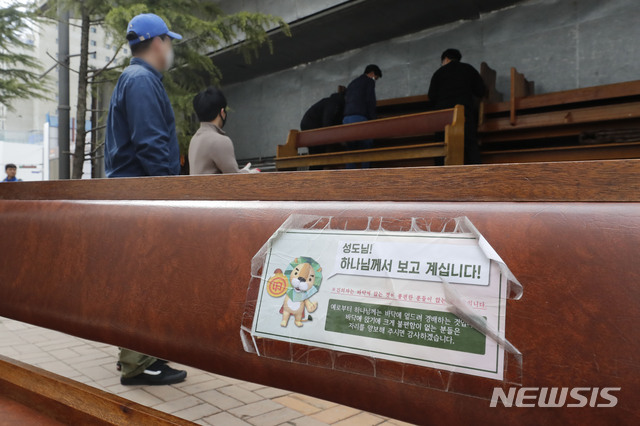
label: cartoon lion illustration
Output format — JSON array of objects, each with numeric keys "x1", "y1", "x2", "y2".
[{"x1": 265, "y1": 257, "x2": 322, "y2": 328}]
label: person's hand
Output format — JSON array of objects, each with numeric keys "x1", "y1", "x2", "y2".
[{"x1": 241, "y1": 163, "x2": 261, "y2": 173}]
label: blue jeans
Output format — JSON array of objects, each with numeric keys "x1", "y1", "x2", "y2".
[{"x1": 343, "y1": 115, "x2": 373, "y2": 169}]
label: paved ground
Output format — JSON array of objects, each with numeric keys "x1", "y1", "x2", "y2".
[{"x1": 0, "y1": 317, "x2": 412, "y2": 426}]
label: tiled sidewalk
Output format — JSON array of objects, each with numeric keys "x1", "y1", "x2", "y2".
[{"x1": 0, "y1": 317, "x2": 412, "y2": 426}]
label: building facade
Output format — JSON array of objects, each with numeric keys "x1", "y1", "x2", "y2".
[
  {"x1": 0, "y1": 13, "x2": 127, "y2": 179},
  {"x1": 209, "y1": 0, "x2": 640, "y2": 163}
]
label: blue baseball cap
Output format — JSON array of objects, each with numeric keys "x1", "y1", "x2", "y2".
[{"x1": 127, "y1": 13, "x2": 182, "y2": 46}]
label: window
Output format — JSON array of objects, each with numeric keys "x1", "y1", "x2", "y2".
[
  {"x1": 90, "y1": 52, "x2": 96, "y2": 59},
  {"x1": 106, "y1": 44, "x2": 111, "y2": 50},
  {"x1": 123, "y1": 48, "x2": 128, "y2": 54},
  {"x1": 90, "y1": 40, "x2": 96, "y2": 46},
  {"x1": 91, "y1": 27, "x2": 96, "y2": 33},
  {"x1": 105, "y1": 56, "x2": 110, "y2": 62}
]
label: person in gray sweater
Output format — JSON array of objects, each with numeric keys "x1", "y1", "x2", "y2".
[{"x1": 188, "y1": 87, "x2": 257, "y2": 175}]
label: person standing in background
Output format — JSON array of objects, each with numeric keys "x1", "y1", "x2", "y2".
[
  {"x1": 428, "y1": 49, "x2": 486, "y2": 164},
  {"x1": 104, "y1": 12, "x2": 187, "y2": 386},
  {"x1": 188, "y1": 87, "x2": 258, "y2": 175},
  {"x1": 300, "y1": 86, "x2": 346, "y2": 169},
  {"x1": 2, "y1": 164, "x2": 21, "y2": 182},
  {"x1": 300, "y1": 86, "x2": 346, "y2": 131},
  {"x1": 343, "y1": 64, "x2": 382, "y2": 169}
]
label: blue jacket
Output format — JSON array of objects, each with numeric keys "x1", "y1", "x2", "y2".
[
  {"x1": 105, "y1": 58, "x2": 180, "y2": 178},
  {"x1": 343, "y1": 74, "x2": 377, "y2": 120}
]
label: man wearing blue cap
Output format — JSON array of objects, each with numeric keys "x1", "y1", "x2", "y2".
[{"x1": 105, "y1": 13, "x2": 187, "y2": 386}]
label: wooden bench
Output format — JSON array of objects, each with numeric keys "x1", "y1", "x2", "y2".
[
  {"x1": 479, "y1": 75, "x2": 640, "y2": 163},
  {"x1": 0, "y1": 355, "x2": 189, "y2": 425},
  {"x1": 483, "y1": 78, "x2": 640, "y2": 117},
  {"x1": 509, "y1": 67, "x2": 535, "y2": 125},
  {"x1": 376, "y1": 94, "x2": 431, "y2": 118},
  {"x1": 276, "y1": 106, "x2": 465, "y2": 170},
  {"x1": 377, "y1": 62, "x2": 502, "y2": 121},
  {"x1": 0, "y1": 160, "x2": 639, "y2": 425},
  {"x1": 480, "y1": 62, "x2": 504, "y2": 104}
]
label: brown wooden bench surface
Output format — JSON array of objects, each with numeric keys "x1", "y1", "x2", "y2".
[
  {"x1": 376, "y1": 94, "x2": 430, "y2": 108},
  {"x1": 509, "y1": 67, "x2": 535, "y2": 125},
  {"x1": 295, "y1": 109, "x2": 455, "y2": 147},
  {"x1": 277, "y1": 106, "x2": 465, "y2": 169},
  {"x1": 0, "y1": 355, "x2": 189, "y2": 425},
  {"x1": 276, "y1": 142, "x2": 448, "y2": 168},
  {"x1": 484, "y1": 79, "x2": 640, "y2": 115},
  {"x1": 1, "y1": 160, "x2": 639, "y2": 425},
  {"x1": 0, "y1": 395, "x2": 64, "y2": 426},
  {"x1": 477, "y1": 71, "x2": 640, "y2": 163},
  {"x1": 482, "y1": 141, "x2": 640, "y2": 164},
  {"x1": 0, "y1": 160, "x2": 637, "y2": 202},
  {"x1": 481, "y1": 100, "x2": 640, "y2": 134}
]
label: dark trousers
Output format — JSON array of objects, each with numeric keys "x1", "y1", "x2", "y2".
[{"x1": 343, "y1": 115, "x2": 373, "y2": 169}]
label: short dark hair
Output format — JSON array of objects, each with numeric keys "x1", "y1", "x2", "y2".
[
  {"x1": 441, "y1": 49, "x2": 462, "y2": 62},
  {"x1": 126, "y1": 32, "x2": 168, "y2": 56},
  {"x1": 193, "y1": 87, "x2": 228, "y2": 122},
  {"x1": 5, "y1": 163, "x2": 16, "y2": 171},
  {"x1": 364, "y1": 64, "x2": 382, "y2": 78}
]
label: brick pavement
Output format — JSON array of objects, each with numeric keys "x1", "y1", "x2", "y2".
[{"x1": 0, "y1": 317, "x2": 413, "y2": 426}]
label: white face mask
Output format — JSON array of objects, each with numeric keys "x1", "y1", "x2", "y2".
[{"x1": 164, "y1": 46, "x2": 174, "y2": 71}]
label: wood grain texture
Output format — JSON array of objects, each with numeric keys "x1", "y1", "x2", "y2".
[
  {"x1": 510, "y1": 67, "x2": 534, "y2": 126},
  {"x1": 0, "y1": 199, "x2": 638, "y2": 425},
  {"x1": 277, "y1": 107, "x2": 464, "y2": 169},
  {"x1": 294, "y1": 108, "x2": 455, "y2": 148},
  {"x1": 276, "y1": 142, "x2": 446, "y2": 168},
  {"x1": 376, "y1": 94, "x2": 430, "y2": 107},
  {"x1": 1, "y1": 160, "x2": 638, "y2": 202},
  {"x1": 0, "y1": 395, "x2": 64, "y2": 426},
  {"x1": 484, "y1": 101, "x2": 640, "y2": 133},
  {"x1": 482, "y1": 142, "x2": 640, "y2": 164},
  {"x1": 0, "y1": 356, "x2": 190, "y2": 425},
  {"x1": 485, "y1": 79, "x2": 640, "y2": 114}
]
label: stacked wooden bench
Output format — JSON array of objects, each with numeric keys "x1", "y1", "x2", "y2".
[
  {"x1": 276, "y1": 106, "x2": 465, "y2": 170},
  {"x1": 376, "y1": 94, "x2": 431, "y2": 119},
  {"x1": 275, "y1": 62, "x2": 505, "y2": 171},
  {"x1": 479, "y1": 71, "x2": 640, "y2": 163},
  {"x1": 0, "y1": 160, "x2": 639, "y2": 425},
  {"x1": 279, "y1": 64, "x2": 640, "y2": 170}
]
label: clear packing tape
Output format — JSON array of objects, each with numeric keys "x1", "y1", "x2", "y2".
[{"x1": 241, "y1": 215, "x2": 523, "y2": 399}]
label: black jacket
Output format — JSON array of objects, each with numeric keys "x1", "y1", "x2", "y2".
[
  {"x1": 428, "y1": 61, "x2": 486, "y2": 110},
  {"x1": 300, "y1": 92, "x2": 345, "y2": 131},
  {"x1": 343, "y1": 74, "x2": 377, "y2": 120}
]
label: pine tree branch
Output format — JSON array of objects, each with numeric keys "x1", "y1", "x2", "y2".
[
  {"x1": 45, "y1": 51, "x2": 80, "y2": 74},
  {"x1": 84, "y1": 124, "x2": 107, "y2": 135},
  {"x1": 85, "y1": 140, "x2": 105, "y2": 157},
  {"x1": 90, "y1": 43, "x2": 124, "y2": 79}
]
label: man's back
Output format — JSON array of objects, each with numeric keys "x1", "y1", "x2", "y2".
[
  {"x1": 428, "y1": 61, "x2": 485, "y2": 110},
  {"x1": 301, "y1": 97, "x2": 329, "y2": 131},
  {"x1": 105, "y1": 58, "x2": 180, "y2": 178},
  {"x1": 344, "y1": 74, "x2": 377, "y2": 120},
  {"x1": 301, "y1": 92, "x2": 345, "y2": 130}
]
